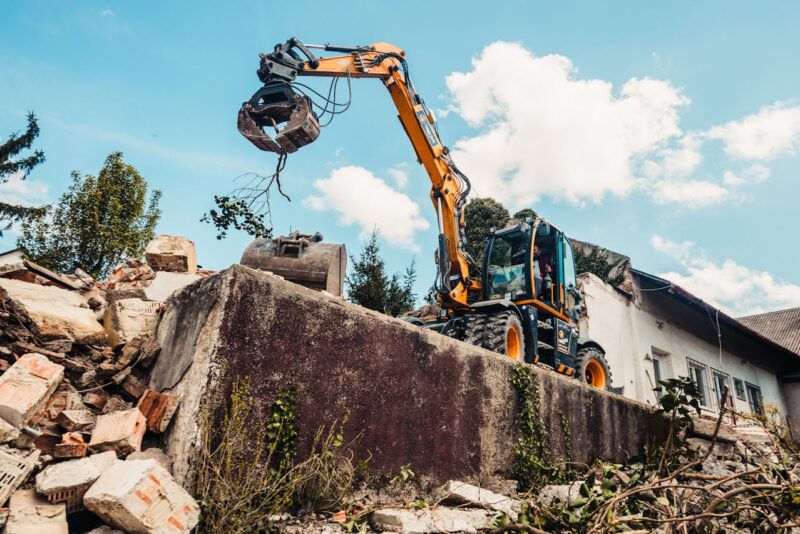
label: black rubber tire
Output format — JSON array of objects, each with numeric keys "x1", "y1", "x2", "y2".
[
  {"x1": 574, "y1": 347, "x2": 613, "y2": 391},
  {"x1": 484, "y1": 311, "x2": 526, "y2": 361},
  {"x1": 463, "y1": 313, "x2": 488, "y2": 346}
]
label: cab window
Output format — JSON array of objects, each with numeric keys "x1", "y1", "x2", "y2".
[
  {"x1": 486, "y1": 231, "x2": 527, "y2": 299},
  {"x1": 563, "y1": 238, "x2": 577, "y2": 290}
]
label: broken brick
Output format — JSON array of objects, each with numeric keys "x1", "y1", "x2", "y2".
[
  {"x1": 137, "y1": 389, "x2": 179, "y2": 433},
  {"x1": 45, "y1": 391, "x2": 84, "y2": 420},
  {"x1": 10, "y1": 342, "x2": 64, "y2": 364},
  {"x1": 145, "y1": 235, "x2": 197, "y2": 274},
  {"x1": 103, "y1": 298, "x2": 162, "y2": 347},
  {"x1": 89, "y1": 408, "x2": 146, "y2": 456},
  {"x1": 53, "y1": 432, "x2": 88, "y2": 459},
  {"x1": 0, "y1": 353, "x2": 64, "y2": 428},
  {"x1": 120, "y1": 374, "x2": 146, "y2": 401},
  {"x1": 0, "y1": 448, "x2": 39, "y2": 508},
  {"x1": 55, "y1": 409, "x2": 95, "y2": 432},
  {"x1": 82, "y1": 389, "x2": 109, "y2": 411},
  {"x1": 35, "y1": 451, "x2": 116, "y2": 514},
  {"x1": 84, "y1": 459, "x2": 199, "y2": 534}
]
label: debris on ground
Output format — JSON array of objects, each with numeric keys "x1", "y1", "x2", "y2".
[{"x1": 0, "y1": 236, "x2": 206, "y2": 533}]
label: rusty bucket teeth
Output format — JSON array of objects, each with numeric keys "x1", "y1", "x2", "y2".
[{"x1": 237, "y1": 84, "x2": 321, "y2": 155}]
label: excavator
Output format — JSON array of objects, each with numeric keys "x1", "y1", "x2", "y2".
[{"x1": 236, "y1": 38, "x2": 613, "y2": 390}]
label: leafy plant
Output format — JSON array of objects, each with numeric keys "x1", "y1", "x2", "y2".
[{"x1": 18, "y1": 152, "x2": 161, "y2": 278}]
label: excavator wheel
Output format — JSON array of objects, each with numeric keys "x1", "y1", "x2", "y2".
[
  {"x1": 464, "y1": 311, "x2": 525, "y2": 361},
  {"x1": 574, "y1": 347, "x2": 613, "y2": 391}
]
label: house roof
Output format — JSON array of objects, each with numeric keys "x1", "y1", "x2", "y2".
[
  {"x1": 738, "y1": 307, "x2": 800, "y2": 357},
  {"x1": 631, "y1": 269, "x2": 800, "y2": 374}
]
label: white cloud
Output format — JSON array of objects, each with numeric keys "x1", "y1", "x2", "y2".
[
  {"x1": 101, "y1": 9, "x2": 114, "y2": 17},
  {"x1": 304, "y1": 166, "x2": 430, "y2": 252},
  {"x1": 442, "y1": 42, "x2": 800, "y2": 210},
  {"x1": 648, "y1": 180, "x2": 731, "y2": 207},
  {"x1": 707, "y1": 102, "x2": 800, "y2": 160},
  {"x1": 651, "y1": 235, "x2": 800, "y2": 315},
  {"x1": 444, "y1": 42, "x2": 690, "y2": 209},
  {"x1": 387, "y1": 164, "x2": 409, "y2": 188},
  {"x1": 0, "y1": 171, "x2": 49, "y2": 207}
]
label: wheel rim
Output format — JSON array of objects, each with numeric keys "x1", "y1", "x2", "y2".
[
  {"x1": 506, "y1": 325, "x2": 522, "y2": 360},
  {"x1": 585, "y1": 360, "x2": 607, "y2": 389}
]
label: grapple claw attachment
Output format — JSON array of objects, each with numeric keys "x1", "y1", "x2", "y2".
[{"x1": 237, "y1": 84, "x2": 321, "y2": 155}]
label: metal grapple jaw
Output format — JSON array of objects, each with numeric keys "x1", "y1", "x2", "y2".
[{"x1": 237, "y1": 83, "x2": 321, "y2": 155}]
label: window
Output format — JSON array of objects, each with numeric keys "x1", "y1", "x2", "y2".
[
  {"x1": 745, "y1": 383, "x2": 764, "y2": 416},
  {"x1": 711, "y1": 369, "x2": 733, "y2": 411},
  {"x1": 687, "y1": 358, "x2": 710, "y2": 408},
  {"x1": 562, "y1": 238, "x2": 577, "y2": 290},
  {"x1": 733, "y1": 378, "x2": 746, "y2": 401},
  {"x1": 487, "y1": 230, "x2": 528, "y2": 299},
  {"x1": 652, "y1": 358, "x2": 663, "y2": 385}
]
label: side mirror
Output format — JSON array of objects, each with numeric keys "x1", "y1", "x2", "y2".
[{"x1": 538, "y1": 223, "x2": 551, "y2": 237}]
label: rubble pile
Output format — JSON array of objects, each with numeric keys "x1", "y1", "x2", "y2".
[{"x1": 0, "y1": 235, "x2": 204, "y2": 534}]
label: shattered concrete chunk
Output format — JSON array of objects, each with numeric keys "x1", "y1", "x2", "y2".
[
  {"x1": 89, "y1": 408, "x2": 146, "y2": 456},
  {"x1": 5, "y1": 489, "x2": 67, "y2": 534},
  {"x1": 146, "y1": 235, "x2": 197, "y2": 274},
  {"x1": 0, "y1": 418, "x2": 19, "y2": 444},
  {"x1": 35, "y1": 451, "x2": 117, "y2": 512},
  {"x1": 371, "y1": 507, "x2": 499, "y2": 533},
  {"x1": 127, "y1": 447, "x2": 173, "y2": 474},
  {"x1": 84, "y1": 459, "x2": 200, "y2": 534},
  {"x1": 143, "y1": 272, "x2": 201, "y2": 302},
  {"x1": 137, "y1": 390, "x2": 179, "y2": 433},
  {"x1": 103, "y1": 298, "x2": 163, "y2": 347},
  {"x1": 0, "y1": 353, "x2": 64, "y2": 428},
  {"x1": 443, "y1": 480, "x2": 522, "y2": 519},
  {"x1": 0, "y1": 448, "x2": 39, "y2": 507},
  {"x1": 86, "y1": 527, "x2": 124, "y2": 534},
  {"x1": 0, "y1": 278, "x2": 106, "y2": 344},
  {"x1": 537, "y1": 481, "x2": 585, "y2": 507}
]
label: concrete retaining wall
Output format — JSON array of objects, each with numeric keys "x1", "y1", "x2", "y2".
[{"x1": 148, "y1": 265, "x2": 666, "y2": 488}]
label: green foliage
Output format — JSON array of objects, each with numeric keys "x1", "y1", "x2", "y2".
[
  {"x1": 0, "y1": 112, "x2": 46, "y2": 235},
  {"x1": 573, "y1": 245, "x2": 624, "y2": 286},
  {"x1": 513, "y1": 207, "x2": 538, "y2": 221},
  {"x1": 653, "y1": 376, "x2": 703, "y2": 472},
  {"x1": 18, "y1": 152, "x2": 161, "y2": 278},
  {"x1": 266, "y1": 389, "x2": 299, "y2": 478},
  {"x1": 389, "y1": 464, "x2": 415, "y2": 485},
  {"x1": 510, "y1": 365, "x2": 571, "y2": 491},
  {"x1": 346, "y1": 230, "x2": 417, "y2": 316},
  {"x1": 464, "y1": 197, "x2": 509, "y2": 264},
  {"x1": 201, "y1": 195, "x2": 272, "y2": 240}
]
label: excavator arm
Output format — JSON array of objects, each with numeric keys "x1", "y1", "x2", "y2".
[{"x1": 238, "y1": 38, "x2": 479, "y2": 309}]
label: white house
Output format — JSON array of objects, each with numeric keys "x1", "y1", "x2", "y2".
[{"x1": 579, "y1": 269, "x2": 800, "y2": 437}]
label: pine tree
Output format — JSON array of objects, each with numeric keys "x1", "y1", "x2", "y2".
[
  {"x1": 18, "y1": 152, "x2": 161, "y2": 278},
  {"x1": 0, "y1": 113, "x2": 46, "y2": 235},
  {"x1": 346, "y1": 230, "x2": 417, "y2": 316}
]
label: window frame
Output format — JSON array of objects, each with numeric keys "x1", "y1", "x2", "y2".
[
  {"x1": 686, "y1": 357, "x2": 710, "y2": 408},
  {"x1": 710, "y1": 368, "x2": 733, "y2": 412},
  {"x1": 733, "y1": 378, "x2": 746, "y2": 401},
  {"x1": 745, "y1": 382, "x2": 764, "y2": 416}
]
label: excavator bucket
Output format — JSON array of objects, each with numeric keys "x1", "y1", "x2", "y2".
[
  {"x1": 237, "y1": 84, "x2": 321, "y2": 155},
  {"x1": 240, "y1": 231, "x2": 346, "y2": 296}
]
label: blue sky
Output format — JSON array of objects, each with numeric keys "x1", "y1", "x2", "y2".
[{"x1": 2, "y1": 1, "x2": 799, "y2": 315}]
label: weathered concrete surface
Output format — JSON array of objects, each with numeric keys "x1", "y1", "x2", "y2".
[
  {"x1": 0, "y1": 278, "x2": 106, "y2": 343},
  {"x1": 150, "y1": 265, "x2": 668, "y2": 488}
]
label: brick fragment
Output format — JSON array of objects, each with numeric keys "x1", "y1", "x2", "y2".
[
  {"x1": 89, "y1": 408, "x2": 146, "y2": 456},
  {"x1": 102, "y1": 395, "x2": 132, "y2": 414},
  {"x1": 55, "y1": 409, "x2": 95, "y2": 432},
  {"x1": 137, "y1": 390, "x2": 179, "y2": 433},
  {"x1": 0, "y1": 353, "x2": 64, "y2": 428},
  {"x1": 45, "y1": 391, "x2": 84, "y2": 419},
  {"x1": 53, "y1": 432, "x2": 88, "y2": 459},
  {"x1": 35, "y1": 451, "x2": 116, "y2": 513},
  {"x1": 0, "y1": 448, "x2": 39, "y2": 507},
  {"x1": 84, "y1": 459, "x2": 199, "y2": 534},
  {"x1": 83, "y1": 389, "x2": 109, "y2": 411},
  {"x1": 145, "y1": 235, "x2": 197, "y2": 274},
  {"x1": 120, "y1": 374, "x2": 147, "y2": 401}
]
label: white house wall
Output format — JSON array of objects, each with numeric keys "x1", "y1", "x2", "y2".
[{"x1": 579, "y1": 273, "x2": 788, "y2": 418}]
